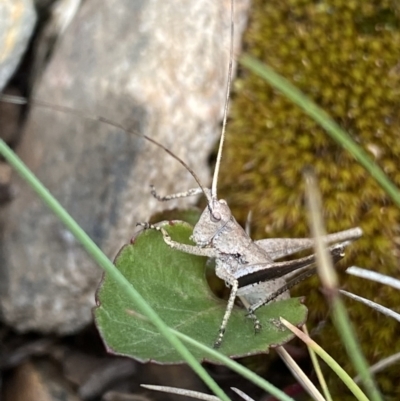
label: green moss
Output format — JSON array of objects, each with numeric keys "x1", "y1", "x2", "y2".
[{"x1": 219, "y1": 0, "x2": 400, "y2": 396}]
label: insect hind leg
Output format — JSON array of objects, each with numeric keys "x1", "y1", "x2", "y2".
[{"x1": 247, "y1": 269, "x2": 316, "y2": 316}]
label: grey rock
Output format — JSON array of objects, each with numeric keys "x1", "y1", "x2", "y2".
[
  {"x1": 0, "y1": 0, "x2": 37, "y2": 90},
  {"x1": 34, "y1": 0, "x2": 58, "y2": 10},
  {"x1": 0, "y1": 0, "x2": 251, "y2": 333},
  {"x1": 30, "y1": 0, "x2": 82, "y2": 91},
  {"x1": 3, "y1": 359, "x2": 81, "y2": 401}
]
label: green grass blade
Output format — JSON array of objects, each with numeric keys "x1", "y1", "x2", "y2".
[
  {"x1": 331, "y1": 299, "x2": 383, "y2": 401},
  {"x1": 303, "y1": 325, "x2": 333, "y2": 401},
  {"x1": 0, "y1": 139, "x2": 230, "y2": 401},
  {"x1": 304, "y1": 171, "x2": 382, "y2": 401},
  {"x1": 240, "y1": 54, "x2": 400, "y2": 208},
  {"x1": 173, "y1": 329, "x2": 296, "y2": 401},
  {"x1": 281, "y1": 319, "x2": 370, "y2": 401}
]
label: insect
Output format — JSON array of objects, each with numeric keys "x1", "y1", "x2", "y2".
[
  {"x1": 1, "y1": 0, "x2": 362, "y2": 348},
  {"x1": 137, "y1": 0, "x2": 363, "y2": 348}
]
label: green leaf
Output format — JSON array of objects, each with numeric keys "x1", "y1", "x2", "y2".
[
  {"x1": 149, "y1": 207, "x2": 202, "y2": 227},
  {"x1": 94, "y1": 221, "x2": 308, "y2": 363}
]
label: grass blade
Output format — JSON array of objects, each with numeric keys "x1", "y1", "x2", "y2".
[
  {"x1": 304, "y1": 170, "x2": 383, "y2": 401},
  {"x1": 281, "y1": 319, "x2": 369, "y2": 401},
  {"x1": 0, "y1": 139, "x2": 230, "y2": 401}
]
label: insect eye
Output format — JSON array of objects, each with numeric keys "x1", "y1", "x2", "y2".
[{"x1": 211, "y1": 211, "x2": 221, "y2": 222}]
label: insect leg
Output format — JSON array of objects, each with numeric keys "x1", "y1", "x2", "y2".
[
  {"x1": 246, "y1": 241, "x2": 348, "y2": 314},
  {"x1": 137, "y1": 222, "x2": 218, "y2": 258},
  {"x1": 214, "y1": 276, "x2": 239, "y2": 348},
  {"x1": 255, "y1": 227, "x2": 362, "y2": 260},
  {"x1": 150, "y1": 185, "x2": 204, "y2": 201},
  {"x1": 247, "y1": 268, "x2": 317, "y2": 316}
]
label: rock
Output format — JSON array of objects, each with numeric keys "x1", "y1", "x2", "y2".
[
  {"x1": 0, "y1": 87, "x2": 24, "y2": 144},
  {"x1": 0, "y1": 0, "x2": 37, "y2": 90},
  {"x1": 0, "y1": 0, "x2": 251, "y2": 334},
  {"x1": 103, "y1": 393, "x2": 151, "y2": 401},
  {"x1": 34, "y1": 0, "x2": 57, "y2": 10},
  {"x1": 0, "y1": 162, "x2": 13, "y2": 204},
  {"x1": 50, "y1": 347, "x2": 137, "y2": 399},
  {"x1": 30, "y1": 0, "x2": 82, "y2": 91},
  {"x1": 3, "y1": 360, "x2": 81, "y2": 401}
]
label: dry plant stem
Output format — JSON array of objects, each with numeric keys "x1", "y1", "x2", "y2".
[
  {"x1": 346, "y1": 266, "x2": 400, "y2": 291},
  {"x1": 304, "y1": 171, "x2": 383, "y2": 401},
  {"x1": 302, "y1": 325, "x2": 333, "y2": 401},
  {"x1": 141, "y1": 385, "x2": 220, "y2": 401},
  {"x1": 276, "y1": 346, "x2": 325, "y2": 401},
  {"x1": 303, "y1": 169, "x2": 337, "y2": 290},
  {"x1": 354, "y1": 352, "x2": 400, "y2": 383},
  {"x1": 280, "y1": 318, "x2": 369, "y2": 401},
  {"x1": 231, "y1": 388, "x2": 256, "y2": 401},
  {"x1": 340, "y1": 290, "x2": 400, "y2": 322}
]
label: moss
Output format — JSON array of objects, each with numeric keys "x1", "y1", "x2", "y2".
[{"x1": 218, "y1": 0, "x2": 400, "y2": 396}]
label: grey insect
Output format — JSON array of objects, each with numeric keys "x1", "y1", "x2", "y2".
[
  {"x1": 0, "y1": 0, "x2": 362, "y2": 349},
  {"x1": 138, "y1": 0, "x2": 362, "y2": 348},
  {"x1": 143, "y1": 190, "x2": 361, "y2": 348}
]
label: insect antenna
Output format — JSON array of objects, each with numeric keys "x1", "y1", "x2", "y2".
[
  {"x1": 0, "y1": 93, "x2": 210, "y2": 200},
  {"x1": 210, "y1": 0, "x2": 234, "y2": 202}
]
